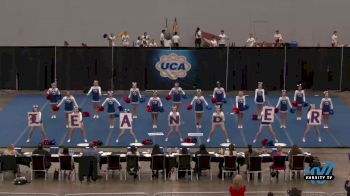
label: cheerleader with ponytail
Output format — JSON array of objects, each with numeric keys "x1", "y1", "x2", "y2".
[
  {"x1": 188, "y1": 89, "x2": 210, "y2": 129},
  {"x1": 276, "y1": 90, "x2": 293, "y2": 128},
  {"x1": 320, "y1": 91, "x2": 334, "y2": 129},
  {"x1": 235, "y1": 91, "x2": 248, "y2": 129},
  {"x1": 101, "y1": 91, "x2": 123, "y2": 129},
  {"x1": 165, "y1": 106, "x2": 183, "y2": 142},
  {"x1": 57, "y1": 91, "x2": 78, "y2": 128},
  {"x1": 212, "y1": 81, "x2": 226, "y2": 108},
  {"x1": 127, "y1": 82, "x2": 143, "y2": 119},
  {"x1": 27, "y1": 105, "x2": 48, "y2": 143},
  {"x1": 254, "y1": 82, "x2": 265, "y2": 119},
  {"x1": 66, "y1": 106, "x2": 88, "y2": 143},
  {"x1": 86, "y1": 80, "x2": 102, "y2": 119},
  {"x1": 302, "y1": 104, "x2": 321, "y2": 143},
  {"x1": 166, "y1": 82, "x2": 186, "y2": 111},
  {"x1": 207, "y1": 105, "x2": 230, "y2": 143},
  {"x1": 293, "y1": 84, "x2": 306, "y2": 120},
  {"x1": 147, "y1": 91, "x2": 164, "y2": 129},
  {"x1": 46, "y1": 82, "x2": 61, "y2": 119}
]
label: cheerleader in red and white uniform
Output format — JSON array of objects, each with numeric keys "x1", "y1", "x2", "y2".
[
  {"x1": 207, "y1": 105, "x2": 230, "y2": 143},
  {"x1": 189, "y1": 89, "x2": 210, "y2": 129},
  {"x1": 212, "y1": 81, "x2": 226, "y2": 108},
  {"x1": 254, "y1": 82, "x2": 265, "y2": 119},
  {"x1": 147, "y1": 91, "x2": 164, "y2": 129},
  {"x1": 276, "y1": 90, "x2": 293, "y2": 128},
  {"x1": 27, "y1": 105, "x2": 48, "y2": 143},
  {"x1": 57, "y1": 91, "x2": 78, "y2": 128},
  {"x1": 165, "y1": 106, "x2": 183, "y2": 142},
  {"x1": 66, "y1": 106, "x2": 87, "y2": 143},
  {"x1": 235, "y1": 91, "x2": 247, "y2": 128},
  {"x1": 86, "y1": 80, "x2": 102, "y2": 119},
  {"x1": 302, "y1": 104, "x2": 321, "y2": 143},
  {"x1": 320, "y1": 91, "x2": 334, "y2": 129},
  {"x1": 294, "y1": 84, "x2": 306, "y2": 120},
  {"x1": 167, "y1": 82, "x2": 186, "y2": 111},
  {"x1": 253, "y1": 106, "x2": 278, "y2": 143},
  {"x1": 128, "y1": 82, "x2": 142, "y2": 118},
  {"x1": 116, "y1": 109, "x2": 138, "y2": 143},
  {"x1": 46, "y1": 82, "x2": 61, "y2": 119}
]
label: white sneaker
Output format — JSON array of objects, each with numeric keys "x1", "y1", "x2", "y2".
[
  {"x1": 51, "y1": 116, "x2": 54, "y2": 119},
  {"x1": 253, "y1": 139, "x2": 256, "y2": 143},
  {"x1": 257, "y1": 116, "x2": 261, "y2": 120},
  {"x1": 318, "y1": 138, "x2": 322, "y2": 142},
  {"x1": 302, "y1": 138, "x2": 306, "y2": 143},
  {"x1": 53, "y1": 115, "x2": 56, "y2": 119},
  {"x1": 92, "y1": 115, "x2": 96, "y2": 119},
  {"x1": 280, "y1": 125, "x2": 283, "y2": 128},
  {"x1": 226, "y1": 139, "x2": 230, "y2": 143},
  {"x1": 67, "y1": 139, "x2": 71, "y2": 143},
  {"x1": 26, "y1": 139, "x2": 30, "y2": 143},
  {"x1": 66, "y1": 125, "x2": 69, "y2": 128},
  {"x1": 134, "y1": 139, "x2": 138, "y2": 143},
  {"x1": 110, "y1": 125, "x2": 114, "y2": 129},
  {"x1": 240, "y1": 125, "x2": 243, "y2": 129},
  {"x1": 196, "y1": 125, "x2": 199, "y2": 129},
  {"x1": 275, "y1": 138, "x2": 279, "y2": 143},
  {"x1": 96, "y1": 115, "x2": 99, "y2": 119},
  {"x1": 116, "y1": 139, "x2": 119, "y2": 143},
  {"x1": 324, "y1": 126, "x2": 328, "y2": 129},
  {"x1": 133, "y1": 116, "x2": 138, "y2": 119},
  {"x1": 198, "y1": 125, "x2": 202, "y2": 129},
  {"x1": 206, "y1": 138, "x2": 210, "y2": 143},
  {"x1": 152, "y1": 125, "x2": 157, "y2": 129},
  {"x1": 84, "y1": 139, "x2": 88, "y2": 143},
  {"x1": 165, "y1": 138, "x2": 168, "y2": 142},
  {"x1": 180, "y1": 138, "x2": 183, "y2": 142},
  {"x1": 284, "y1": 125, "x2": 287, "y2": 128}
]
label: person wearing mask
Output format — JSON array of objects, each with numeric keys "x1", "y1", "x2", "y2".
[
  {"x1": 331, "y1": 31, "x2": 338, "y2": 47},
  {"x1": 32, "y1": 144, "x2": 51, "y2": 169},
  {"x1": 160, "y1": 29, "x2": 166, "y2": 47},
  {"x1": 229, "y1": 175, "x2": 246, "y2": 196},
  {"x1": 121, "y1": 31, "x2": 130, "y2": 47},
  {"x1": 4, "y1": 144, "x2": 21, "y2": 156},
  {"x1": 274, "y1": 30, "x2": 283, "y2": 47},
  {"x1": 218, "y1": 30, "x2": 228, "y2": 47},
  {"x1": 172, "y1": 32, "x2": 180, "y2": 47},
  {"x1": 195, "y1": 27, "x2": 202, "y2": 47},
  {"x1": 245, "y1": 33, "x2": 256, "y2": 47}
]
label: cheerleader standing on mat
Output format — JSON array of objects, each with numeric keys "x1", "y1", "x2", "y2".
[
  {"x1": 27, "y1": 105, "x2": 48, "y2": 143},
  {"x1": 253, "y1": 106, "x2": 278, "y2": 143},
  {"x1": 235, "y1": 91, "x2": 247, "y2": 129},
  {"x1": 165, "y1": 106, "x2": 183, "y2": 142},
  {"x1": 207, "y1": 105, "x2": 230, "y2": 143},
  {"x1": 320, "y1": 91, "x2": 334, "y2": 129},
  {"x1": 101, "y1": 91, "x2": 123, "y2": 129},
  {"x1": 147, "y1": 91, "x2": 163, "y2": 129},
  {"x1": 67, "y1": 106, "x2": 87, "y2": 143},
  {"x1": 57, "y1": 91, "x2": 78, "y2": 128},
  {"x1": 129, "y1": 82, "x2": 142, "y2": 119},
  {"x1": 116, "y1": 110, "x2": 138, "y2": 143},
  {"x1": 167, "y1": 82, "x2": 186, "y2": 111},
  {"x1": 86, "y1": 80, "x2": 102, "y2": 119},
  {"x1": 190, "y1": 89, "x2": 209, "y2": 129},
  {"x1": 254, "y1": 82, "x2": 265, "y2": 119},
  {"x1": 47, "y1": 82, "x2": 61, "y2": 119},
  {"x1": 212, "y1": 81, "x2": 226, "y2": 108},
  {"x1": 294, "y1": 84, "x2": 306, "y2": 120},
  {"x1": 276, "y1": 90, "x2": 292, "y2": 128},
  {"x1": 302, "y1": 104, "x2": 321, "y2": 143}
]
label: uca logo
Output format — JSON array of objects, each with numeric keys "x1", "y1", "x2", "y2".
[{"x1": 155, "y1": 53, "x2": 191, "y2": 80}]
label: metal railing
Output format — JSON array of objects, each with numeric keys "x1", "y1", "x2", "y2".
[
  {"x1": 64, "y1": 193, "x2": 149, "y2": 196},
  {"x1": 0, "y1": 193, "x2": 58, "y2": 196},
  {"x1": 153, "y1": 192, "x2": 230, "y2": 196}
]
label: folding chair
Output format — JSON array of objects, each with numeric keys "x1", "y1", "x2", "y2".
[
  {"x1": 151, "y1": 154, "x2": 166, "y2": 181},
  {"x1": 59, "y1": 155, "x2": 76, "y2": 180},
  {"x1": 31, "y1": 155, "x2": 48, "y2": 181},
  {"x1": 247, "y1": 156, "x2": 263, "y2": 182},
  {"x1": 105, "y1": 154, "x2": 122, "y2": 181},
  {"x1": 0, "y1": 155, "x2": 17, "y2": 181},
  {"x1": 222, "y1": 156, "x2": 238, "y2": 181},
  {"x1": 177, "y1": 154, "x2": 192, "y2": 180},
  {"x1": 270, "y1": 155, "x2": 287, "y2": 181},
  {"x1": 289, "y1": 155, "x2": 305, "y2": 180},
  {"x1": 196, "y1": 154, "x2": 212, "y2": 180}
]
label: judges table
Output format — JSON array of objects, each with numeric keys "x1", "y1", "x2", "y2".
[{"x1": 2, "y1": 151, "x2": 313, "y2": 175}]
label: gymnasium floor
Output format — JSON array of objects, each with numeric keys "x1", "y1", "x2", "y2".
[{"x1": 0, "y1": 91, "x2": 349, "y2": 148}]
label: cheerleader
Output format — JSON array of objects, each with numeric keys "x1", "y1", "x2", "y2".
[
  {"x1": 235, "y1": 91, "x2": 247, "y2": 128},
  {"x1": 27, "y1": 105, "x2": 48, "y2": 143},
  {"x1": 320, "y1": 91, "x2": 334, "y2": 129},
  {"x1": 101, "y1": 91, "x2": 122, "y2": 129},
  {"x1": 67, "y1": 106, "x2": 87, "y2": 143},
  {"x1": 212, "y1": 81, "x2": 226, "y2": 108},
  {"x1": 276, "y1": 90, "x2": 292, "y2": 128},
  {"x1": 116, "y1": 109, "x2": 138, "y2": 143},
  {"x1": 147, "y1": 91, "x2": 163, "y2": 129},
  {"x1": 302, "y1": 105, "x2": 321, "y2": 143},
  {"x1": 47, "y1": 82, "x2": 61, "y2": 119},
  {"x1": 206, "y1": 105, "x2": 230, "y2": 143},
  {"x1": 167, "y1": 82, "x2": 186, "y2": 111},
  {"x1": 57, "y1": 91, "x2": 78, "y2": 128},
  {"x1": 254, "y1": 82, "x2": 265, "y2": 119},
  {"x1": 86, "y1": 80, "x2": 102, "y2": 119},
  {"x1": 294, "y1": 84, "x2": 306, "y2": 120},
  {"x1": 165, "y1": 106, "x2": 183, "y2": 142},
  {"x1": 190, "y1": 89, "x2": 209, "y2": 128},
  {"x1": 128, "y1": 82, "x2": 142, "y2": 118},
  {"x1": 253, "y1": 106, "x2": 278, "y2": 143}
]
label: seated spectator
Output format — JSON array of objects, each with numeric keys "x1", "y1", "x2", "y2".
[
  {"x1": 268, "y1": 192, "x2": 274, "y2": 196},
  {"x1": 194, "y1": 144, "x2": 209, "y2": 175},
  {"x1": 127, "y1": 145, "x2": 140, "y2": 156},
  {"x1": 180, "y1": 147, "x2": 188, "y2": 155},
  {"x1": 288, "y1": 144, "x2": 303, "y2": 168},
  {"x1": 4, "y1": 144, "x2": 21, "y2": 157},
  {"x1": 244, "y1": 145, "x2": 258, "y2": 167},
  {"x1": 62, "y1": 147, "x2": 70, "y2": 155},
  {"x1": 272, "y1": 146, "x2": 285, "y2": 157},
  {"x1": 229, "y1": 175, "x2": 246, "y2": 196},
  {"x1": 225, "y1": 144, "x2": 237, "y2": 156},
  {"x1": 126, "y1": 145, "x2": 139, "y2": 179},
  {"x1": 151, "y1": 144, "x2": 163, "y2": 178},
  {"x1": 61, "y1": 147, "x2": 74, "y2": 178},
  {"x1": 287, "y1": 187, "x2": 302, "y2": 196},
  {"x1": 345, "y1": 175, "x2": 350, "y2": 195},
  {"x1": 32, "y1": 143, "x2": 51, "y2": 169},
  {"x1": 82, "y1": 143, "x2": 100, "y2": 163}
]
